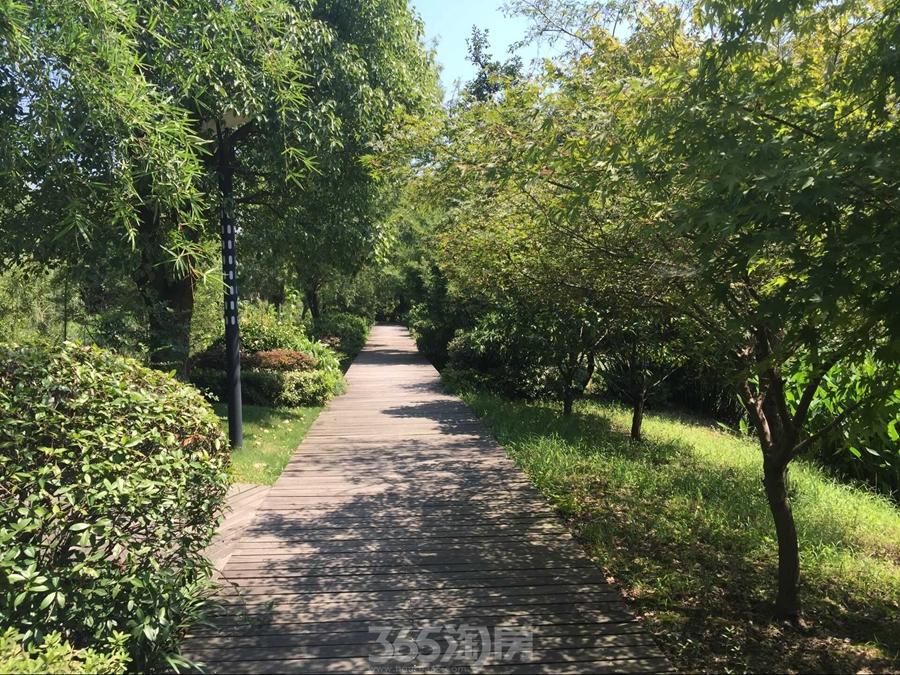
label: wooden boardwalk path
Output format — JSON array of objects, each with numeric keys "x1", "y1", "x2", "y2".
[{"x1": 185, "y1": 325, "x2": 671, "y2": 673}]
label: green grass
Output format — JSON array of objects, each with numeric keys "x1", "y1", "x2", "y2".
[
  {"x1": 461, "y1": 392, "x2": 900, "y2": 674},
  {"x1": 213, "y1": 403, "x2": 321, "y2": 485}
]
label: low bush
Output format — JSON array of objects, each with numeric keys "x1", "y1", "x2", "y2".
[
  {"x1": 313, "y1": 312, "x2": 371, "y2": 360},
  {"x1": 281, "y1": 369, "x2": 342, "y2": 406},
  {"x1": 0, "y1": 342, "x2": 230, "y2": 669},
  {"x1": 191, "y1": 308, "x2": 343, "y2": 408},
  {"x1": 252, "y1": 348, "x2": 318, "y2": 371},
  {"x1": 445, "y1": 321, "x2": 551, "y2": 399},
  {"x1": 407, "y1": 302, "x2": 458, "y2": 369},
  {"x1": 0, "y1": 628, "x2": 129, "y2": 674},
  {"x1": 191, "y1": 366, "x2": 341, "y2": 408},
  {"x1": 192, "y1": 346, "x2": 318, "y2": 373},
  {"x1": 228, "y1": 302, "x2": 312, "y2": 353}
]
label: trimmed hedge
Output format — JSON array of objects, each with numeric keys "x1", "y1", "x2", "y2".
[
  {"x1": 192, "y1": 346, "x2": 319, "y2": 373},
  {"x1": 0, "y1": 343, "x2": 230, "y2": 669},
  {"x1": 191, "y1": 311, "x2": 343, "y2": 408},
  {"x1": 191, "y1": 366, "x2": 340, "y2": 407}
]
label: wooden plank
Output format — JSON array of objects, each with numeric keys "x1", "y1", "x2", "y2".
[
  {"x1": 185, "y1": 630, "x2": 655, "y2": 651},
  {"x1": 187, "y1": 325, "x2": 668, "y2": 673},
  {"x1": 188, "y1": 656, "x2": 673, "y2": 674},
  {"x1": 200, "y1": 602, "x2": 638, "y2": 627},
  {"x1": 215, "y1": 571, "x2": 606, "y2": 590},
  {"x1": 190, "y1": 611, "x2": 642, "y2": 638},
  {"x1": 186, "y1": 642, "x2": 663, "y2": 663}
]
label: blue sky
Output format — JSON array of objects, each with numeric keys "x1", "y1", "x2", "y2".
[{"x1": 410, "y1": 0, "x2": 546, "y2": 98}]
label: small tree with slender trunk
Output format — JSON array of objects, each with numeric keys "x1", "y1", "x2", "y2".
[{"x1": 630, "y1": 0, "x2": 900, "y2": 620}]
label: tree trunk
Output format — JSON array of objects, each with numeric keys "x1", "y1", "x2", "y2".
[
  {"x1": 740, "y1": 362, "x2": 803, "y2": 622},
  {"x1": 272, "y1": 280, "x2": 286, "y2": 312},
  {"x1": 305, "y1": 285, "x2": 321, "y2": 320},
  {"x1": 62, "y1": 269, "x2": 70, "y2": 342},
  {"x1": 563, "y1": 390, "x2": 574, "y2": 416},
  {"x1": 561, "y1": 351, "x2": 579, "y2": 416},
  {"x1": 763, "y1": 458, "x2": 801, "y2": 621},
  {"x1": 145, "y1": 271, "x2": 194, "y2": 376},
  {"x1": 630, "y1": 396, "x2": 644, "y2": 441},
  {"x1": 135, "y1": 205, "x2": 195, "y2": 376}
]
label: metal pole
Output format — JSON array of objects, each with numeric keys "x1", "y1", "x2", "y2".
[{"x1": 219, "y1": 135, "x2": 243, "y2": 448}]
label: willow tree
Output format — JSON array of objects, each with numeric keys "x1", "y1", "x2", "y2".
[
  {"x1": 0, "y1": 0, "x2": 203, "y2": 279},
  {"x1": 128, "y1": 0, "x2": 323, "y2": 368},
  {"x1": 0, "y1": 0, "x2": 322, "y2": 369}
]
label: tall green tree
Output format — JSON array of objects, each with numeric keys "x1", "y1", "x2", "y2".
[{"x1": 0, "y1": 0, "x2": 203, "y2": 269}]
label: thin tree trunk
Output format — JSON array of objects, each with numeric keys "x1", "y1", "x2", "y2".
[
  {"x1": 135, "y1": 205, "x2": 195, "y2": 376},
  {"x1": 630, "y1": 396, "x2": 644, "y2": 441},
  {"x1": 305, "y1": 286, "x2": 321, "y2": 320},
  {"x1": 563, "y1": 390, "x2": 574, "y2": 416},
  {"x1": 561, "y1": 349, "x2": 580, "y2": 416},
  {"x1": 740, "y1": 364, "x2": 803, "y2": 622},
  {"x1": 62, "y1": 268, "x2": 69, "y2": 342},
  {"x1": 763, "y1": 458, "x2": 800, "y2": 621}
]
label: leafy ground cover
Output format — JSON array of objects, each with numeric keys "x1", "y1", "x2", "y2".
[
  {"x1": 214, "y1": 404, "x2": 320, "y2": 485},
  {"x1": 463, "y1": 393, "x2": 900, "y2": 674}
]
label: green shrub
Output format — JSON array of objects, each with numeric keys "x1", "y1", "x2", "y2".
[
  {"x1": 789, "y1": 354, "x2": 900, "y2": 497},
  {"x1": 192, "y1": 346, "x2": 318, "y2": 372},
  {"x1": 281, "y1": 369, "x2": 343, "y2": 407},
  {"x1": 445, "y1": 320, "x2": 551, "y2": 399},
  {"x1": 191, "y1": 366, "x2": 341, "y2": 408},
  {"x1": 207, "y1": 306, "x2": 341, "y2": 376},
  {"x1": 188, "y1": 366, "x2": 227, "y2": 401},
  {"x1": 0, "y1": 342, "x2": 230, "y2": 669},
  {"x1": 313, "y1": 312, "x2": 371, "y2": 360},
  {"x1": 0, "y1": 628, "x2": 128, "y2": 674},
  {"x1": 241, "y1": 369, "x2": 288, "y2": 407},
  {"x1": 191, "y1": 306, "x2": 343, "y2": 408},
  {"x1": 227, "y1": 302, "x2": 311, "y2": 353},
  {"x1": 408, "y1": 302, "x2": 458, "y2": 369}
]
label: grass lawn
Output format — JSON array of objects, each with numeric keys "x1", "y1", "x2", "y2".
[
  {"x1": 213, "y1": 403, "x2": 321, "y2": 485},
  {"x1": 462, "y1": 392, "x2": 900, "y2": 674}
]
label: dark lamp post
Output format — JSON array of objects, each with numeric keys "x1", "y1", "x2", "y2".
[{"x1": 216, "y1": 112, "x2": 250, "y2": 449}]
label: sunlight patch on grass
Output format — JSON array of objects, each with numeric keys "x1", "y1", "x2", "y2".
[{"x1": 213, "y1": 403, "x2": 321, "y2": 485}]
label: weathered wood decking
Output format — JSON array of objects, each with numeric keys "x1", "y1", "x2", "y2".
[
  {"x1": 186, "y1": 325, "x2": 671, "y2": 673},
  {"x1": 206, "y1": 483, "x2": 271, "y2": 569}
]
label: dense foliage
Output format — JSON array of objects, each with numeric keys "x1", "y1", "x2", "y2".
[
  {"x1": 0, "y1": 0, "x2": 439, "y2": 373},
  {"x1": 0, "y1": 1, "x2": 437, "y2": 670},
  {"x1": 0, "y1": 343, "x2": 230, "y2": 668},
  {"x1": 313, "y1": 312, "x2": 373, "y2": 361},
  {"x1": 0, "y1": 629, "x2": 128, "y2": 675},
  {"x1": 1, "y1": 0, "x2": 897, "y2": 669}
]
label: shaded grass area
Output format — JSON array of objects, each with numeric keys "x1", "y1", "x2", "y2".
[
  {"x1": 213, "y1": 403, "x2": 320, "y2": 485},
  {"x1": 462, "y1": 393, "x2": 900, "y2": 674}
]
